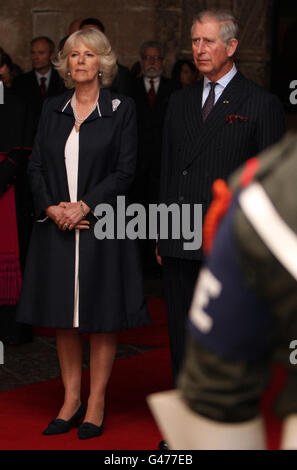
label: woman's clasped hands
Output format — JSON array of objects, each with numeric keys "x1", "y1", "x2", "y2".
[{"x1": 45, "y1": 201, "x2": 91, "y2": 231}]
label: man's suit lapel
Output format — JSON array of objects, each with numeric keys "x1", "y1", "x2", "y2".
[
  {"x1": 137, "y1": 78, "x2": 149, "y2": 106},
  {"x1": 137, "y1": 76, "x2": 169, "y2": 108},
  {"x1": 155, "y1": 77, "x2": 168, "y2": 105},
  {"x1": 180, "y1": 80, "x2": 203, "y2": 170},
  {"x1": 182, "y1": 72, "x2": 249, "y2": 169},
  {"x1": 29, "y1": 70, "x2": 41, "y2": 96},
  {"x1": 47, "y1": 69, "x2": 57, "y2": 96},
  {"x1": 184, "y1": 79, "x2": 204, "y2": 140}
]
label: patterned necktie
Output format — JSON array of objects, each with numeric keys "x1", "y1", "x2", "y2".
[
  {"x1": 40, "y1": 76, "x2": 47, "y2": 100},
  {"x1": 148, "y1": 79, "x2": 156, "y2": 107},
  {"x1": 202, "y1": 82, "x2": 217, "y2": 121}
]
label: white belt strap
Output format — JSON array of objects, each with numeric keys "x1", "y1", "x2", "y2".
[{"x1": 239, "y1": 182, "x2": 297, "y2": 281}]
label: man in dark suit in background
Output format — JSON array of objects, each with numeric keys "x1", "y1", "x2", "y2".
[
  {"x1": 132, "y1": 41, "x2": 179, "y2": 278},
  {"x1": 14, "y1": 36, "x2": 65, "y2": 134},
  {"x1": 158, "y1": 9, "x2": 286, "y2": 394}
]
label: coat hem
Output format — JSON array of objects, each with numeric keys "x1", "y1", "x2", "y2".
[{"x1": 16, "y1": 311, "x2": 152, "y2": 334}]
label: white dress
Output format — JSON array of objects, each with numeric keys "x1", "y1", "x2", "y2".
[{"x1": 64, "y1": 126, "x2": 80, "y2": 327}]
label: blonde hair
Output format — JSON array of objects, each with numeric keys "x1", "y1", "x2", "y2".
[{"x1": 53, "y1": 28, "x2": 117, "y2": 88}]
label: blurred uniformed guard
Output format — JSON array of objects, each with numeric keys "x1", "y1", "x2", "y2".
[{"x1": 148, "y1": 133, "x2": 297, "y2": 449}]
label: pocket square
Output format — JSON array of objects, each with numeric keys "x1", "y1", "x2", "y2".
[{"x1": 226, "y1": 114, "x2": 248, "y2": 124}]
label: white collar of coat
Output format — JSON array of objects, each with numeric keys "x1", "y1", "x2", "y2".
[{"x1": 59, "y1": 88, "x2": 117, "y2": 118}]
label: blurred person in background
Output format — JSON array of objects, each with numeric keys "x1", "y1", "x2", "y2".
[
  {"x1": 131, "y1": 40, "x2": 179, "y2": 279},
  {"x1": 68, "y1": 18, "x2": 82, "y2": 35},
  {"x1": 0, "y1": 47, "x2": 22, "y2": 89},
  {"x1": 14, "y1": 36, "x2": 65, "y2": 134},
  {"x1": 130, "y1": 60, "x2": 142, "y2": 80},
  {"x1": 171, "y1": 59, "x2": 199, "y2": 88},
  {"x1": 0, "y1": 60, "x2": 34, "y2": 344}
]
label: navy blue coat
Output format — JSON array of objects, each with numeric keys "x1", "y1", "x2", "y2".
[{"x1": 17, "y1": 88, "x2": 150, "y2": 332}]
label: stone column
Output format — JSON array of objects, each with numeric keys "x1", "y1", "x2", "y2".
[
  {"x1": 233, "y1": 0, "x2": 274, "y2": 87},
  {"x1": 154, "y1": 0, "x2": 183, "y2": 76}
]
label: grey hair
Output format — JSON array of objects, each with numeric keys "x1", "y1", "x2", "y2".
[
  {"x1": 53, "y1": 28, "x2": 117, "y2": 88},
  {"x1": 191, "y1": 9, "x2": 239, "y2": 46},
  {"x1": 139, "y1": 41, "x2": 165, "y2": 59}
]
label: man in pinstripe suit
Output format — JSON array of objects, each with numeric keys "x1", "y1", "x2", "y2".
[{"x1": 158, "y1": 9, "x2": 286, "y2": 389}]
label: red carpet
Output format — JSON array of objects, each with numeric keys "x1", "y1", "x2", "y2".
[
  {"x1": 0, "y1": 348, "x2": 171, "y2": 450},
  {"x1": 0, "y1": 298, "x2": 172, "y2": 450},
  {"x1": 0, "y1": 297, "x2": 288, "y2": 450}
]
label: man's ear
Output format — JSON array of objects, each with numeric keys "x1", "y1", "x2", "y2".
[{"x1": 227, "y1": 38, "x2": 238, "y2": 58}]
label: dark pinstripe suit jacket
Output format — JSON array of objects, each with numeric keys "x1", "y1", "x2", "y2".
[{"x1": 158, "y1": 71, "x2": 286, "y2": 260}]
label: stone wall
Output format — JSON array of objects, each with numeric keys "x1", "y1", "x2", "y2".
[
  {"x1": 0, "y1": 0, "x2": 274, "y2": 86},
  {"x1": 0, "y1": 0, "x2": 157, "y2": 72}
]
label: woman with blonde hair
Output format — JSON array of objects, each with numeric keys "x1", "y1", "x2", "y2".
[{"x1": 17, "y1": 28, "x2": 150, "y2": 439}]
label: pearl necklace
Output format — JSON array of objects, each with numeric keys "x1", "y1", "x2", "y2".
[{"x1": 71, "y1": 93, "x2": 99, "y2": 127}]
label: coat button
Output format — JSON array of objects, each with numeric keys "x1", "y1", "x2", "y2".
[{"x1": 182, "y1": 170, "x2": 188, "y2": 176}]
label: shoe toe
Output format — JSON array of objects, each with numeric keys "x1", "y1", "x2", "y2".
[
  {"x1": 158, "y1": 440, "x2": 169, "y2": 450},
  {"x1": 42, "y1": 404, "x2": 85, "y2": 436},
  {"x1": 43, "y1": 419, "x2": 70, "y2": 435},
  {"x1": 78, "y1": 422, "x2": 103, "y2": 440}
]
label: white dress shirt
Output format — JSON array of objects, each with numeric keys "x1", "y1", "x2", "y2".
[
  {"x1": 144, "y1": 76, "x2": 161, "y2": 94},
  {"x1": 202, "y1": 63, "x2": 237, "y2": 107},
  {"x1": 35, "y1": 68, "x2": 52, "y2": 90}
]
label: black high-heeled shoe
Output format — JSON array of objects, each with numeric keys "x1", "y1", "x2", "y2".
[
  {"x1": 78, "y1": 411, "x2": 106, "y2": 440},
  {"x1": 43, "y1": 403, "x2": 85, "y2": 435}
]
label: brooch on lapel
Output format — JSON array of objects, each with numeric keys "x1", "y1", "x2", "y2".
[
  {"x1": 226, "y1": 114, "x2": 248, "y2": 124},
  {"x1": 112, "y1": 99, "x2": 121, "y2": 112}
]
